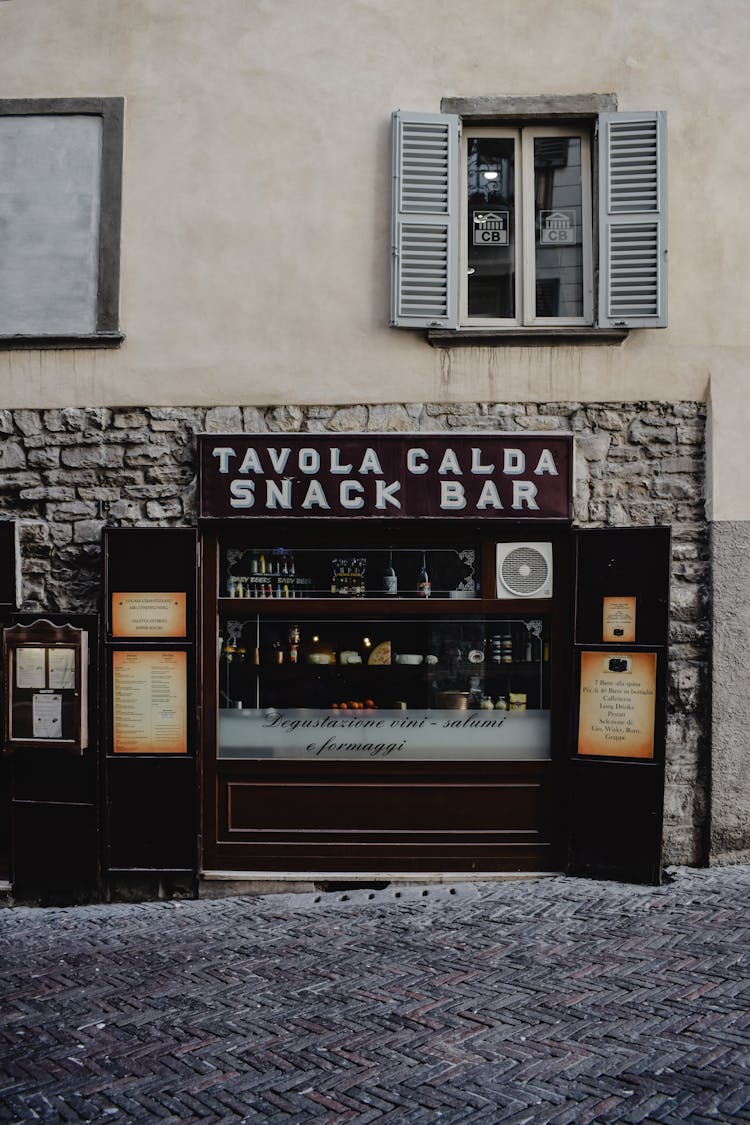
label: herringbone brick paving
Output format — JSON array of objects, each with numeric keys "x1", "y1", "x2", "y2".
[{"x1": 1, "y1": 868, "x2": 749, "y2": 1123}]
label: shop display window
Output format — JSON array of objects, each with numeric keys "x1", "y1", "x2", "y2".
[{"x1": 217, "y1": 613, "x2": 550, "y2": 761}]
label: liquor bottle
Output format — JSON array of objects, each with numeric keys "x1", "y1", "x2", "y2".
[
  {"x1": 417, "y1": 553, "x2": 431, "y2": 599},
  {"x1": 383, "y1": 550, "x2": 397, "y2": 596}
]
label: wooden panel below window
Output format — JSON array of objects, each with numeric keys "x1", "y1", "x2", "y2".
[
  {"x1": 225, "y1": 780, "x2": 544, "y2": 834},
  {"x1": 207, "y1": 762, "x2": 559, "y2": 872}
]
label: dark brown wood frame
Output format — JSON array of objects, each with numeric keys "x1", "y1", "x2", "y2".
[{"x1": 201, "y1": 519, "x2": 572, "y2": 875}]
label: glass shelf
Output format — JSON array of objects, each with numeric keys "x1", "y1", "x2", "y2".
[{"x1": 221, "y1": 544, "x2": 480, "y2": 601}]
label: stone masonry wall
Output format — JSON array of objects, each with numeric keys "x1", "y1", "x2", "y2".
[{"x1": 0, "y1": 402, "x2": 708, "y2": 865}]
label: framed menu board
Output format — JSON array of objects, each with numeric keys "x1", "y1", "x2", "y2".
[
  {"x1": 3, "y1": 620, "x2": 88, "y2": 752},
  {"x1": 577, "y1": 650, "x2": 657, "y2": 759},
  {"x1": 112, "y1": 649, "x2": 188, "y2": 755}
]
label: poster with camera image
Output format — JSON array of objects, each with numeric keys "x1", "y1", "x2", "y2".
[{"x1": 577, "y1": 651, "x2": 657, "y2": 759}]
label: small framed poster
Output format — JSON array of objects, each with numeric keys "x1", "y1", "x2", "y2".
[
  {"x1": 578, "y1": 650, "x2": 657, "y2": 759},
  {"x1": 602, "y1": 595, "x2": 636, "y2": 643},
  {"x1": 111, "y1": 592, "x2": 187, "y2": 639},
  {"x1": 112, "y1": 649, "x2": 188, "y2": 754}
]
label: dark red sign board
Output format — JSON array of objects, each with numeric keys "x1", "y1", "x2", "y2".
[{"x1": 198, "y1": 434, "x2": 573, "y2": 520}]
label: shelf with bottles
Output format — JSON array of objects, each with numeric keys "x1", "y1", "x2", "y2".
[
  {"x1": 220, "y1": 545, "x2": 480, "y2": 601},
  {"x1": 218, "y1": 614, "x2": 550, "y2": 713}
]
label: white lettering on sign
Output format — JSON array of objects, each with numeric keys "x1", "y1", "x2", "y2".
[
  {"x1": 341, "y1": 480, "x2": 365, "y2": 509},
  {"x1": 504, "y1": 449, "x2": 525, "y2": 475},
  {"x1": 375, "y1": 480, "x2": 402, "y2": 509},
  {"x1": 266, "y1": 479, "x2": 292, "y2": 509},
  {"x1": 407, "y1": 448, "x2": 429, "y2": 474},
  {"x1": 512, "y1": 480, "x2": 539, "y2": 509},
  {"x1": 230, "y1": 479, "x2": 255, "y2": 507},
  {"x1": 440, "y1": 481, "x2": 467, "y2": 509},
  {"x1": 211, "y1": 441, "x2": 564, "y2": 516}
]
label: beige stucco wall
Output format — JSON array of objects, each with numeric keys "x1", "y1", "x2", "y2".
[{"x1": 0, "y1": 0, "x2": 747, "y2": 420}]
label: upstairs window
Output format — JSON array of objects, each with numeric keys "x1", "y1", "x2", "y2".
[
  {"x1": 464, "y1": 126, "x2": 592, "y2": 325},
  {"x1": 390, "y1": 103, "x2": 667, "y2": 334},
  {"x1": 0, "y1": 98, "x2": 123, "y2": 347}
]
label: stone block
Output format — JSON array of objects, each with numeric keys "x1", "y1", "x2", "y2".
[
  {"x1": 628, "y1": 420, "x2": 677, "y2": 445},
  {"x1": 205, "y1": 407, "x2": 242, "y2": 433},
  {"x1": 241, "y1": 406, "x2": 267, "y2": 431},
  {"x1": 265, "y1": 406, "x2": 304, "y2": 432},
  {"x1": 0, "y1": 410, "x2": 14, "y2": 434},
  {"x1": 61, "y1": 446, "x2": 125, "y2": 469},
  {"x1": 146, "y1": 499, "x2": 183, "y2": 520},
  {"x1": 366, "y1": 404, "x2": 414, "y2": 432},
  {"x1": 19, "y1": 486, "x2": 76, "y2": 502},
  {"x1": 50, "y1": 523, "x2": 74, "y2": 547},
  {"x1": 123, "y1": 445, "x2": 172, "y2": 466},
  {"x1": 328, "y1": 406, "x2": 368, "y2": 432},
  {"x1": 49, "y1": 500, "x2": 98, "y2": 521},
  {"x1": 73, "y1": 519, "x2": 106, "y2": 545},
  {"x1": 107, "y1": 500, "x2": 144, "y2": 521},
  {"x1": 19, "y1": 520, "x2": 50, "y2": 547},
  {"x1": 0, "y1": 442, "x2": 27, "y2": 470},
  {"x1": 576, "y1": 433, "x2": 611, "y2": 462},
  {"x1": 113, "y1": 410, "x2": 150, "y2": 429},
  {"x1": 515, "y1": 414, "x2": 569, "y2": 431},
  {"x1": 13, "y1": 410, "x2": 43, "y2": 436},
  {"x1": 27, "y1": 446, "x2": 61, "y2": 468}
]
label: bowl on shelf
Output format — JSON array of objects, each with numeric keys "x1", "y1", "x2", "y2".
[
  {"x1": 394, "y1": 654, "x2": 423, "y2": 665},
  {"x1": 307, "y1": 652, "x2": 335, "y2": 665},
  {"x1": 435, "y1": 690, "x2": 470, "y2": 709}
]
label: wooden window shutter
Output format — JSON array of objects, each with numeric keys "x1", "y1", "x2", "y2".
[
  {"x1": 598, "y1": 111, "x2": 668, "y2": 328},
  {"x1": 390, "y1": 110, "x2": 459, "y2": 329}
]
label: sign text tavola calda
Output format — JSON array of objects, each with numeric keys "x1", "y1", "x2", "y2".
[{"x1": 211, "y1": 444, "x2": 560, "y2": 513}]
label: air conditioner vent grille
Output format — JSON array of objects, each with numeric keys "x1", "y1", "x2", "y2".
[{"x1": 500, "y1": 546, "x2": 550, "y2": 597}]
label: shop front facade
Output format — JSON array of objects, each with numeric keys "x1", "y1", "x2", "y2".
[{"x1": 0, "y1": 0, "x2": 746, "y2": 900}]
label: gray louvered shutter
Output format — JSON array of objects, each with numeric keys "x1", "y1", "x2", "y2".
[
  {"x1": 390, "y1": 110, "x2": 459, "y2": 329},
  {"x1": 598, "y1": 111, "x2": 667, "y2": 328}
]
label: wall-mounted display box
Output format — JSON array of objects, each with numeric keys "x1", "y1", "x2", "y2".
[{"x1": 3, "y1": 620, "x2": 88, "y2": 753}]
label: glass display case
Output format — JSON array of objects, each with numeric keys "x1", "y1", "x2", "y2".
[{"x1": 217, "y1": 611, "x2": 550, "y2": 762}]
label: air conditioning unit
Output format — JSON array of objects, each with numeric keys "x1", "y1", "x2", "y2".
[{"x1": 496, "y1": 542, "x2": 553, "y2": 599}]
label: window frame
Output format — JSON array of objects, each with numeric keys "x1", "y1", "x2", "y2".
[
  {"x1": 0, "y1": 97, "x2": 124, "y2": 349},
  {"x1": 461, "y1": 123, "x2": 593, "y2": 329}
]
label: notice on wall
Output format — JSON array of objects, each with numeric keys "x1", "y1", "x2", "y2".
[
  {"x1": 112, "y1": 650, "x2": 188, "y2": 754},
  {"x1": 578, "y1": 651, "x2": 657, "y2": 759},
  {"x1": 32, "y1": 693, "x2": 63, "y2": 739},
  {"x1": 112, "y1": 592, "x2": 187, "y2": 638},
  {"x1": 48, "y1": 647, "x2": 76, "y2": 689},
  {"x1": 602, "y1": 596, "x2": 636, "y2": 643},
  {"x1": 15, "y1": 647, "x2": 47, "y2": 689}
]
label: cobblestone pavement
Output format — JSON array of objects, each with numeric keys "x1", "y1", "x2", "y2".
[{"x1": 1, "y1": 867, "x2": 750, "y2": 1124}]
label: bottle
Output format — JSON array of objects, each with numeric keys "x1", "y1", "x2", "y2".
[
  {"x1": 383, "y1": 550, "x2": 398, "y2": 596},
  {"x1": 417, "y1": 553, "x2": 431, "y2": 599},
  {"x1": 259, "y1": 553, "x2": 267, "y2": 575},
  {"x1": 480, "y1": 696, "x2": 495, "y2": 710}
]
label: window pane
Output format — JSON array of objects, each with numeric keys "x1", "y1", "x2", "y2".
[
  {"x1": 218, "y1": 614, "x2": 551, "y2": 761},
  {"x1": 534, "y1": 136, "x2": 584, "y2": 318},
  {"x1": 467, "y1": 138, "x2": 515, "y2": 318}
]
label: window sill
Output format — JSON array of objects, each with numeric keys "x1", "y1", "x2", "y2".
[
  {"x1": 427, "y1": 327, "x2": 628, "y2": 348},
  {"x1": 0, "y1": 332, "x2": 125, "y2": 350}
]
